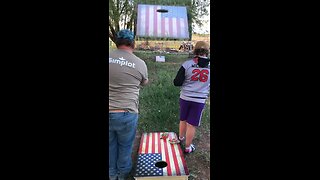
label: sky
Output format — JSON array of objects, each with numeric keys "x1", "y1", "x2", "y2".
[{"x1": 193, "y1": 6, "x2": 210, "y2": 34}]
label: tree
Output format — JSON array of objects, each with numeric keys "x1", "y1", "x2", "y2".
[
  {"x1": 189, "y1": 0, "x2": 210, "y2": 38},
  {"x1": 109, "y1": 0, "x2": 136, "y2": 43},
  {"x1": 108, "y1": 0, "x2": 210, "y2": 43}
]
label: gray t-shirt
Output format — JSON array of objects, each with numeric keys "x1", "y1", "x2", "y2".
[{"x1": 109, "y1": 49, "x2": 148, "y2": 113}]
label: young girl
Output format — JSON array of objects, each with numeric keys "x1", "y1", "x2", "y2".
[{"x1": 173, "y1": 41, "x2": 210, "y2": 153}]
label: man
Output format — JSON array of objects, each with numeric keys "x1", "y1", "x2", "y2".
[
  {"x1": 173, "y1": 41, "x2": 210, "y2": 153},
  {"x1": 109, "y1": 29, "x2": 148, "y2": 180}
]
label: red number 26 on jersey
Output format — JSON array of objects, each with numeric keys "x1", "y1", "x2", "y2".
[{"x1": 191, "y1": 69, "x2": 209, "y2": 82}]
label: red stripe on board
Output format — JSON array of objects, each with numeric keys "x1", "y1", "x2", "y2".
[
  {"x1": 145, "y1": 133, "x2": 149, "y2": 154},
  {"x1": 153, "y1": 7, "x2": 158, "y2": 38},
  {"x1": 171, "y1": 137, "x2": 181, "y2": 176},
  {"x1": 137, "y1": 5, "x2": 141, "y2": 36},
  {"x1": 158, "y1": 132, "x2": 161, "y2": 153},
  {"x1": 138, "y1": 133, "x2": 144, "y2": 154},
  {"x1": 169, "y1": 18, "x2": 173, "y2": 38},
  {"x1": 152, "y1": 132, "x2": 155, "y2": 153},
  {"x1": 177, "y1": 143, "x2": 189, "y2": 175},
  {"x1": 145, "y1": 7, "x2": 149, "y2": 37},
  {"x1": 163, "y1": 134, "x2": 172, "y2": 176},
  {"x1": 176, "y1": 18, "x2": 181, "y2": 39},
  {"x1": 161, "y1": 18, "x2": 165, "y2": 37}
]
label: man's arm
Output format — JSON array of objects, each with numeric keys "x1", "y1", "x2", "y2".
[
  {"x1": 140, "y1": 62, "x2": 149, "y2": 86},
  {"x1": 173, "y1": 66, "x2": 185, "y2": 86}
]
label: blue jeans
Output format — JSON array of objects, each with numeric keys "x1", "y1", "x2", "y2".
[{"x1": 109, "y1": 112, "x2": 138, "y2": 179}]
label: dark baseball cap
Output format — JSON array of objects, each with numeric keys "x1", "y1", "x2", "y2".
[{"x1": 117, "y1": 29, "x2": 134, "y2": 42}]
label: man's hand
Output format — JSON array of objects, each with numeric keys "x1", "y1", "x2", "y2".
[{"x1": 141, "y1": 79, "x2": 149, "y2": 86}]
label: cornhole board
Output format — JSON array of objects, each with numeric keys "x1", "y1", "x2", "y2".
[
  {"x1": 134, "y1": 132, "x2": 189, "y2": 180},
  {"x1": 156, "y1": 56, "x2": 166, "y2": 62}
]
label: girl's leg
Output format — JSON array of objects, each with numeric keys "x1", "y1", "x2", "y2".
[
  {"x1": 179, "y1": 120, "x2": 187, "y2": 140},
  {"x1": 185, "y1": 123, "x2": 196, "y2": 148},
  {"x1": 179, "y1": 98, "x2": 189, "y2": 140},
  {"x1": 184, "y1": 101, "x2": 206, "y2": 152}
]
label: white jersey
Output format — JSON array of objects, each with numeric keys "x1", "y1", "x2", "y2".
[{"x1": 180, "y1": 59, "x2": 210, "y2": 103}]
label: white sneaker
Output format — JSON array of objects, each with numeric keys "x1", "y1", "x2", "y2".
[{"x1": 184, "y1": 144, "x2": 196, "y2": 153}]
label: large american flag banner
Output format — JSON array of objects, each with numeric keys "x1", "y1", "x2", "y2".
[
  {"x1": 134, "y1": 132, "x2": 189, "y2": 178},
  {"x1": 136, "y1": 4, "x2": 190, "y2": 39}
]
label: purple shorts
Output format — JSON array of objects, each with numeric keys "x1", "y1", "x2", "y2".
[{"x1": 179, "y1": 98, "x2": 205, "y2": 127}]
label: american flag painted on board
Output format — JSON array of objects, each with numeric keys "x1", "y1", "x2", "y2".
[
  {"x1": 134, "y1": 132, "x2": 189, "y2": 177},
  {"x1": 136, "y1": 4, "x2": 190, "y2": 39},
  {"x1": 135, "y1": 153, "x2": 163, "y2": 177}
]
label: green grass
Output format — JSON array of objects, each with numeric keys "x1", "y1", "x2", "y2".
[
  {"x1": 134, "y1": 51, "x2": 210, "y2": 133},
  {"x1": 131, "y1": 51, "x2": 211, "y2": 179}
]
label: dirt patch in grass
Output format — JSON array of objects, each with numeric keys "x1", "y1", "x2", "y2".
[{"x1": 185, "y1": 127, "x2": 211, "y2": 180}]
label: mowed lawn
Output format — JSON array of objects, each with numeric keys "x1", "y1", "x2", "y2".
[
  {"x1": 132, "y1": 51, "x2": 211, "y2": 179},
  {"x1": 134, "y1": 51, "x2": 210, "y2": 134}
]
